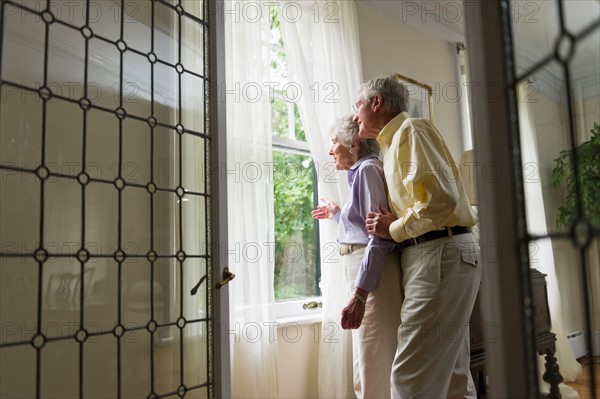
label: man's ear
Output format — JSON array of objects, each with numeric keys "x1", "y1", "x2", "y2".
[{"x1": 372, "y1": 94, "x2": 383, "y2": 112}]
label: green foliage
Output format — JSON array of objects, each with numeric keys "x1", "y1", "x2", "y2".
[
  {"x1": 271, "y1": 99, "x2": 306, "y2": 140},
  {"x1": 271, "y1": 98, "x2": 289, "y2": 137},
  {"x1": 273, "y1": 151, "x2": 318, "y2": 300},
  {"x1": 273, "y1": 153, "x2": 315, "y2": 237},
  {"x1": 292, "y1": 105, "x2": 306, "y2": 141},
  {"x1": 551, "y1": 123, "x2": 600, "y2": 228}
]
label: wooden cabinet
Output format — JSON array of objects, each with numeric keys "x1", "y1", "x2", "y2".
[{"x1": 469, "y1": 269, "x2": 563, "y2": 398}]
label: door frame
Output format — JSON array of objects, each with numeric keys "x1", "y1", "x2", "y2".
[
  {"x1": 465, "y1": 1, "x2": 539, "y2": 397},
  {"x1": 209, "y1": 1, "x2": 231, "y2": 397}
]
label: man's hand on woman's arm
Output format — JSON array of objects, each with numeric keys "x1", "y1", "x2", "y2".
[{"x1": 365, "y1": 206, "x2": 397, "y2": 240}]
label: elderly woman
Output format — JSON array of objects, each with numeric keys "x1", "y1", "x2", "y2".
[{"x1": 312, "y1": 115, "x2": 402, "y2": 399}]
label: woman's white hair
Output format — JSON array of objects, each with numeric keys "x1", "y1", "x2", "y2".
[
  {"x1": 329, "y1": 115, "x2": 380, "y2": 158},
  {"x1": 358, "y1": 76, "x2": 409, "y2": 116}
]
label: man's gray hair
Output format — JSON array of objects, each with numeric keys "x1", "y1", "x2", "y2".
[
  {"x1": 358, "y1": 76, "x2": 409, "y2": 116},
  {"x1": 330, "y1": 115, "x2": 380, "y2": 158}
]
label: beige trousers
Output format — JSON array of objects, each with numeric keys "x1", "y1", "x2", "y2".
[
  {"x1": 344, "y1": 247, "x2": 403, "y2": 399},
  {"x1": 391, "y1": 233, "x2": 482, "y2": 399}
]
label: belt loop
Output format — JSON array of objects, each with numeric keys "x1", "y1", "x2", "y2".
[{"x1": 447, "y1": 226, "x2": 453, "y2": 237}]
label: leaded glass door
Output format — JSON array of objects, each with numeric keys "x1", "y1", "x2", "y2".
[{"x1": 0, "y1": 1, "x2": 222, "y2": 397}]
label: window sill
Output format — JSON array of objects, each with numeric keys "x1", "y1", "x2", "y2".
[{"x1": 277, "y1": 313, "x2": 322, "y2": 326}]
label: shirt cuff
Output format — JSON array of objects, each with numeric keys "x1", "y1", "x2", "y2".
[
  {"x1": 389, "y1": 219, "x2": 408, "y2": 242},
  {"x1": 354, "y1": 272, "x2": 377, "y2": 292}
]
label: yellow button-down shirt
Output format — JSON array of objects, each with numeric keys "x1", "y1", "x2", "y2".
[{"x1": 377, "y1": 112, "x2": 477, "y2": 242}]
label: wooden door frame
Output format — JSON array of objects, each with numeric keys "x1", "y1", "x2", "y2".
[
  {"x1": 465, "y1": 1, "x2": 540, "y2": 397},
  {"x1": 209, "y1": 1, "x2": 231, "y2": 397}
]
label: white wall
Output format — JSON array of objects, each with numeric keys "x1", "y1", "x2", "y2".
[
  {"x1": 277, "y1": 322, "x2": 320, "y2": 399},
  {"x1": 355, "y1": 1, "x2": 465, "y2": 159}
]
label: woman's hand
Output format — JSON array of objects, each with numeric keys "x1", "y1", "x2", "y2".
[
  {"x1": 311, "y1": 197, "x2": 340, "y2": 220},
  {"x1": 341, "y1": 290, "x2": 367, "y2": 330},
  {"x1": 365, "y1": 206, "x2": 396, "y2": 239}
]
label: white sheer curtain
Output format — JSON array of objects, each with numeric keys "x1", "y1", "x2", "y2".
[
  {"x1": 517, "y1": 83, "x2": 582, "y2": 398},
  {"x1": 279, "y1": 1, "x2": 363, "y2": 397},
  {"x1": 225, "y1": 2, "x2": 278, "y2": 397}
]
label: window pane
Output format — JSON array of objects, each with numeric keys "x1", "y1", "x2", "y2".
[
  {"x1": 270, "y1": 49, "x2": 287, "y2": 83},
  {"x1": 293, "y1": 104, "x2": 306, "y2": 141},
  {"x1": 271, "y1": 99, "x2": 307, "y2": 142},
  {"x1": 269, "y1": 6, "x2": 286, "y2": 82},
  {"x1": 273, "y1": 150, "x2": 319, "y2": 301},
  {"x1": 271, "y1": 97, "x2": 289, "y2": 138}
]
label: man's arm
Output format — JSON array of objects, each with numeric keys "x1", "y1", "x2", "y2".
[{"x1": 387, "y1": 124, "x2": 459, "y2": 242}]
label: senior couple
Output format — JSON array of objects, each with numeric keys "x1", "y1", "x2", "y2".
[{"x1": 312, "y1": 76, "x2": 482, "y2": 399}]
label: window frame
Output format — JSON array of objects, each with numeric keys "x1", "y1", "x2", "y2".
[
  {"x1": 269, "y1": 3, "x2": 322, "y2": 322},
  {"x1": 271, "y1": 139, "x2": 323, "y2": 322}
]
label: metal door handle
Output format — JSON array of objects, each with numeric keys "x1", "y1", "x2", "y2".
[
  {"x1": 303, "y1": 301, "x2": 322, "y2": 310},
  {"x1": 215, "y1": 267, "x2": 235, "y2": 289}
]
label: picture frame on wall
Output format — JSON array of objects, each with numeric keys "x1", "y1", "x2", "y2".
[{"x1": 393, "y1": 73, "x2": 434, "y2": 122}]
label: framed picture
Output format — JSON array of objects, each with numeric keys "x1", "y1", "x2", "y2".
[{"x1": 393, "y1": 73, "x2": 434, "y2": 122}]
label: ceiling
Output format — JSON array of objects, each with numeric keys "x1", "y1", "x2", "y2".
[
  {"x1": 360, "y1": 0, "x2": 600, "y2": 100},
  {"x1": 3, "y1": 0, "x2": 598, "y2": 103}
]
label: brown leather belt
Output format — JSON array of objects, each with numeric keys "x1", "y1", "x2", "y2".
[{"x1": 397, "y1": 226, "x2": 471, "y2": 250}]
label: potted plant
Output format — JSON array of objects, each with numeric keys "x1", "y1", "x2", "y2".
[{"x1": 551, "y1": 123, "x2": 600, "y2": 231}]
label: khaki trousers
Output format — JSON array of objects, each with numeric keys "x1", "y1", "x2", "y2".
[
  {"x1": 391, "y1": 233, "x2": 481, "y2": 399},
  {"x1": 344, "y1": 247, "x2": 403, "y2": 399}
]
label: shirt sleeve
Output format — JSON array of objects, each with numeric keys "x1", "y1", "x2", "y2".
[
  {"x1": 333, "y1": 211, "x2": 341, "y2": 223},
  {"x1": 353, "y1": 162, "x2": 397, "y2": 292},
  {"x1": 355, "y1": 236, "x2": 396, "y2": 291},
  {"x1": 388, "y1": 126, "x2": 459, "y2": 243}
]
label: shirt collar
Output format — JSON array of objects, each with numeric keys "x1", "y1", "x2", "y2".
[
  {"x1": 347, "y1": 155, "x2": 378, "y2": 185},
  {"x1": 376, "y1": 112, "x2": 411, "y2": 149}
]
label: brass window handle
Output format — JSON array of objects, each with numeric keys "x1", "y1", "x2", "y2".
[
  {"x1": 215, "y1": 267, "x2": 235, "y2": 289},
  {"x1": 303, "y1": 301, "x2": 322, "y2": 310}
]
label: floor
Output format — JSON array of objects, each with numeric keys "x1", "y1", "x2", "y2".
[{"x1": 566, "y1": 356, "x2": 600, "y2": 399}]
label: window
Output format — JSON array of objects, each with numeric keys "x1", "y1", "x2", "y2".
[
  {"x1": 269, "y1": 6, "x2": 321, "y2": 307},
  {"x1": 457, "y1": 46, "x2": 474, "y2": 150}
]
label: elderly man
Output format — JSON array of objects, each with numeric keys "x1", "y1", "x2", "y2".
[{"x1": 354, "y1": 76, "x2": 481, "y2": 398}]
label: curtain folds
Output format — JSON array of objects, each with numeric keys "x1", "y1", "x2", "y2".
[
  {"x1": 279, "y1": 1, "x2": 363, "y2": 397},
  {"x1": 517, "y1": 83, "x2": 582, "y2": 398},
  {"x1": 225, "y1": 2, "x2": 279, "y2": 397}
]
